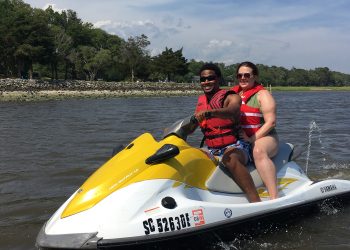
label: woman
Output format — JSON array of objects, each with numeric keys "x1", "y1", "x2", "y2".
[{"x1": 232, "y1": 61, "x2": 279, "y2": 199}]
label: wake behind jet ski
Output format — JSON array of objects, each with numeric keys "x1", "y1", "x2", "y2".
[{"x1": 36, "y1": 116, "x2": 350, "y2": 249}]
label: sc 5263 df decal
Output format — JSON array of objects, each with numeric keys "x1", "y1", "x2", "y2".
[{"x1": 143, "y1": 213, "x2": 191, "y2": 235}]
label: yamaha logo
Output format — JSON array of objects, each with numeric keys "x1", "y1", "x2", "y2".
[
  {"x1": 224, "y1": 208, "x2": 232, "y2": 218},
  {"x1": 320, "y1": 184, "x2": 337, "y2": 193}
]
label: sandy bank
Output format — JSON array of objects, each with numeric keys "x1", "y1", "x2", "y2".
[{"x1": 0, "y1": 79, "x2": 202, "y2": 102}]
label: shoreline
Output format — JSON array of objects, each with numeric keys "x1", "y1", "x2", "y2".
[
  {"x1": 1, "y1": 78, "x2": 349, "y2": 102},
  {"x1": 0, "y1": 89, "x2": 202, "y2": 102},
  {"x1": 0, "y1": 79, "x2": 202, "y2": 102}
]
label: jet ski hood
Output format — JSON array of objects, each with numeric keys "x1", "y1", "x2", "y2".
[{"x1": 62, "y1": 133, "x2": 217, "y2": 218}]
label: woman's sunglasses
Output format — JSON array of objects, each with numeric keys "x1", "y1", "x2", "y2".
[
  {"x1": 200, "y1": 75, "x2": 217, "y2": 82},
  {"x1": 237, "y1": 73, "x2": 253, "y2": 79}
]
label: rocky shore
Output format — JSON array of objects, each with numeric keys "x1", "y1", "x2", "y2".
[{"x1": 0, "y1": 79, "x2": 202, "y2": 102}]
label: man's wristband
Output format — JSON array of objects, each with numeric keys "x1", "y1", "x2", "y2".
[{"x1": 205, "y1": 111, "x2": 212, "y2": 118}]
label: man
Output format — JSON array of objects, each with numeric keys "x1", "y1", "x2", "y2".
[{"x1": 195, "y1": 63, "x2": 260, "y2": 203}]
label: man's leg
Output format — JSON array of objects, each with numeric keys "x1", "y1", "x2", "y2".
[{"x1": 222, "y1": 148, "x2": 261, "y2": 203}]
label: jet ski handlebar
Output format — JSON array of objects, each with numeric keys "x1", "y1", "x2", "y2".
[{"x1": 162, "y1": 115, "x2": 198, "y2": 141}]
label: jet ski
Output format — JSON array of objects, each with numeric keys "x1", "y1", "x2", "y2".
[{"x1": 36, "y1": 116, "x2": 350, "y2": 249}]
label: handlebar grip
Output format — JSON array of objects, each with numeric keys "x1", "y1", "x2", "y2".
[{"x1": 190, "y1": 115, "x2": 199, "y2": 125}]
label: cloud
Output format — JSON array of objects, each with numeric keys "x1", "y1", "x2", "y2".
[
  {"x1": 207, "y1": 40, "x2": 233, "y2": 48},
  {"x1": 93, "y1": 16, "x2": 192, "y2": 56},
  {"x1": 94, "y1": 20, "x2": 112, "y2": 28},
  {"x1": 94, "y1": 20, "x2": 162, "y2": 40},
  {"x1": 42, "y1": 3, "x2": 66, "y2": 13}
]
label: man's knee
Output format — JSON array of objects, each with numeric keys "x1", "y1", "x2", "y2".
[{"x1": 222, "y1": 151, "x2": 244, "y2": 168}]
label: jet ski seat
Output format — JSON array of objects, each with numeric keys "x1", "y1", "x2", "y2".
[{"x1": 205, "y1": 142, "x2": 294, "y2": 194}]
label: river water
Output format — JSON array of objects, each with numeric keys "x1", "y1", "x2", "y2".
[{"x1": 0, "y1": 91, "x2": 349, "y2": 249}]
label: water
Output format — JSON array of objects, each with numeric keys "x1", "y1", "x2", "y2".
[
  {"x1": 0, "y1": 91, "x2": 349, "y2": 249},
  {"x1": 305, "y1": 121, "x2": 323, "y2": 175}
]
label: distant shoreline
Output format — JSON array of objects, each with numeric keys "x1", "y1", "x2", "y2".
[
  {"x1": 0, "y1": 79, "x2": 202, "y2": 102},
  {"x1": 0, "y1": 79, "x2": 349, "y2": 102},
  {"x1": 0, "y1": 89, "x2": 202, "y2": 102}
]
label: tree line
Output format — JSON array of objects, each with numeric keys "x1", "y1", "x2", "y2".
[{"x1": 1, "y1": 0, "x2": 349, "y2": 86}]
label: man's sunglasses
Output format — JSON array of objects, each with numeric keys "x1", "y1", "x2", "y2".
[
  {"x1": 237, "y1": 73, "x2": 253, "y2": 79},
  {"x1": 200, "y1": 75, "x2": 217, "y2": 82}
]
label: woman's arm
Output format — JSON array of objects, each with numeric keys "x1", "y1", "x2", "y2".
[{"x1": 249, "y1": 90, "x2": 276, "y2": 143}]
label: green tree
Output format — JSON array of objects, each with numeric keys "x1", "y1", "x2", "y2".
[
  {"x1": 311, "y1": 67, "x2": 334, "y2": 86},
  {"x1": 57, "y1": 9, "x2": 94, "y2": 79},
  {"x1": 223, "y1": 63, "x2": 237, "y2": 85},
  {"x1": 0, "y1": 0, "x2": 54, "y2": 78},
  {"x1": 118, "y1": 34, "x2": 150, "y2": 82},
  {"x1": 64, "y1": 10, "x2": 93, "y2": 47},
  {"x1": 90, "y1": 28, "x2": 110, "y2": 49},
  {"x1": 285, "y1": 67, "x2": 310, "y2": 86},
  {"x1": 257, "y1": 65, "x2": 289, "y2": 86},
  {"x1": 49, "y1": 26, "x2": 73, "y2": 79},
  {"x1": 0, "y1": 0, "x2": 19, "y2": 76},
  {"x1": 71, "y1": 46, "x2": 112, "y2": 81},
  {"x1": 12, "y1": 6, "x2": 54, "y2": 79},
  {"x1": 332, "y1": 72, "x2": 350, "y2": 86},
  {"x1": 152, "y1": 47, "x2": 188, "y2": 82},
  {"x1": 183, "y1": 59, "x2": 204, "y2": 83}
]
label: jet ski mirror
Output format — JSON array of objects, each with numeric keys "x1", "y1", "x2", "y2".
[
  {"x1": 145, "y1": 144, "x2": 180, "y2": 165},
  {"x1": 163, "y1": 116, "x2": 198, "y2": 141}
]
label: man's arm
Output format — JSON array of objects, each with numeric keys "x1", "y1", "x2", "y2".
[{"x1": 195, "y1": 94, "x2": 241, "y2": 123}]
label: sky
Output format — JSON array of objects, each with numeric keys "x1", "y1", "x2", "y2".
[{"x1": 23, "y1": 0, "x2": 350, "y2": 74}]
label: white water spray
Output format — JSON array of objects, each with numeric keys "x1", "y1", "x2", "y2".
[{"x1": 305, "y1": 121, "x2": 323, "y2": 175}]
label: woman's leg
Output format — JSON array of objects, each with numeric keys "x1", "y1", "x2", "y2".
[{"x1": 252, "y1": 135, "x2": 279, "y2": 199}]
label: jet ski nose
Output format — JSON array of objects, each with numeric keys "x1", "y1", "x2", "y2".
[{"x1": 162, "y1": 196, "x2": 177, "y2": 209}]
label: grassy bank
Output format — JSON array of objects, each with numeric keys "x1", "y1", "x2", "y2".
[
  {"x1": 223, "y1": 85, "x2": 350, "y2": 92},
  {"x1": 268, "y1": 86, "x2": 350, "y2": 91}
]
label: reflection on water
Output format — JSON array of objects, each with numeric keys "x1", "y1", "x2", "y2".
[{"x1": 0, "y1": 92, "x2": 349, "y2": 249}]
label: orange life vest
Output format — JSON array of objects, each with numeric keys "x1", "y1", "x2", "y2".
[
  {"x1": 232, "y1": 83, "x2": 265, "y2": 137},
  {"x1": 195, "y1": 89, "x2": 238, "y2": 149}
]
